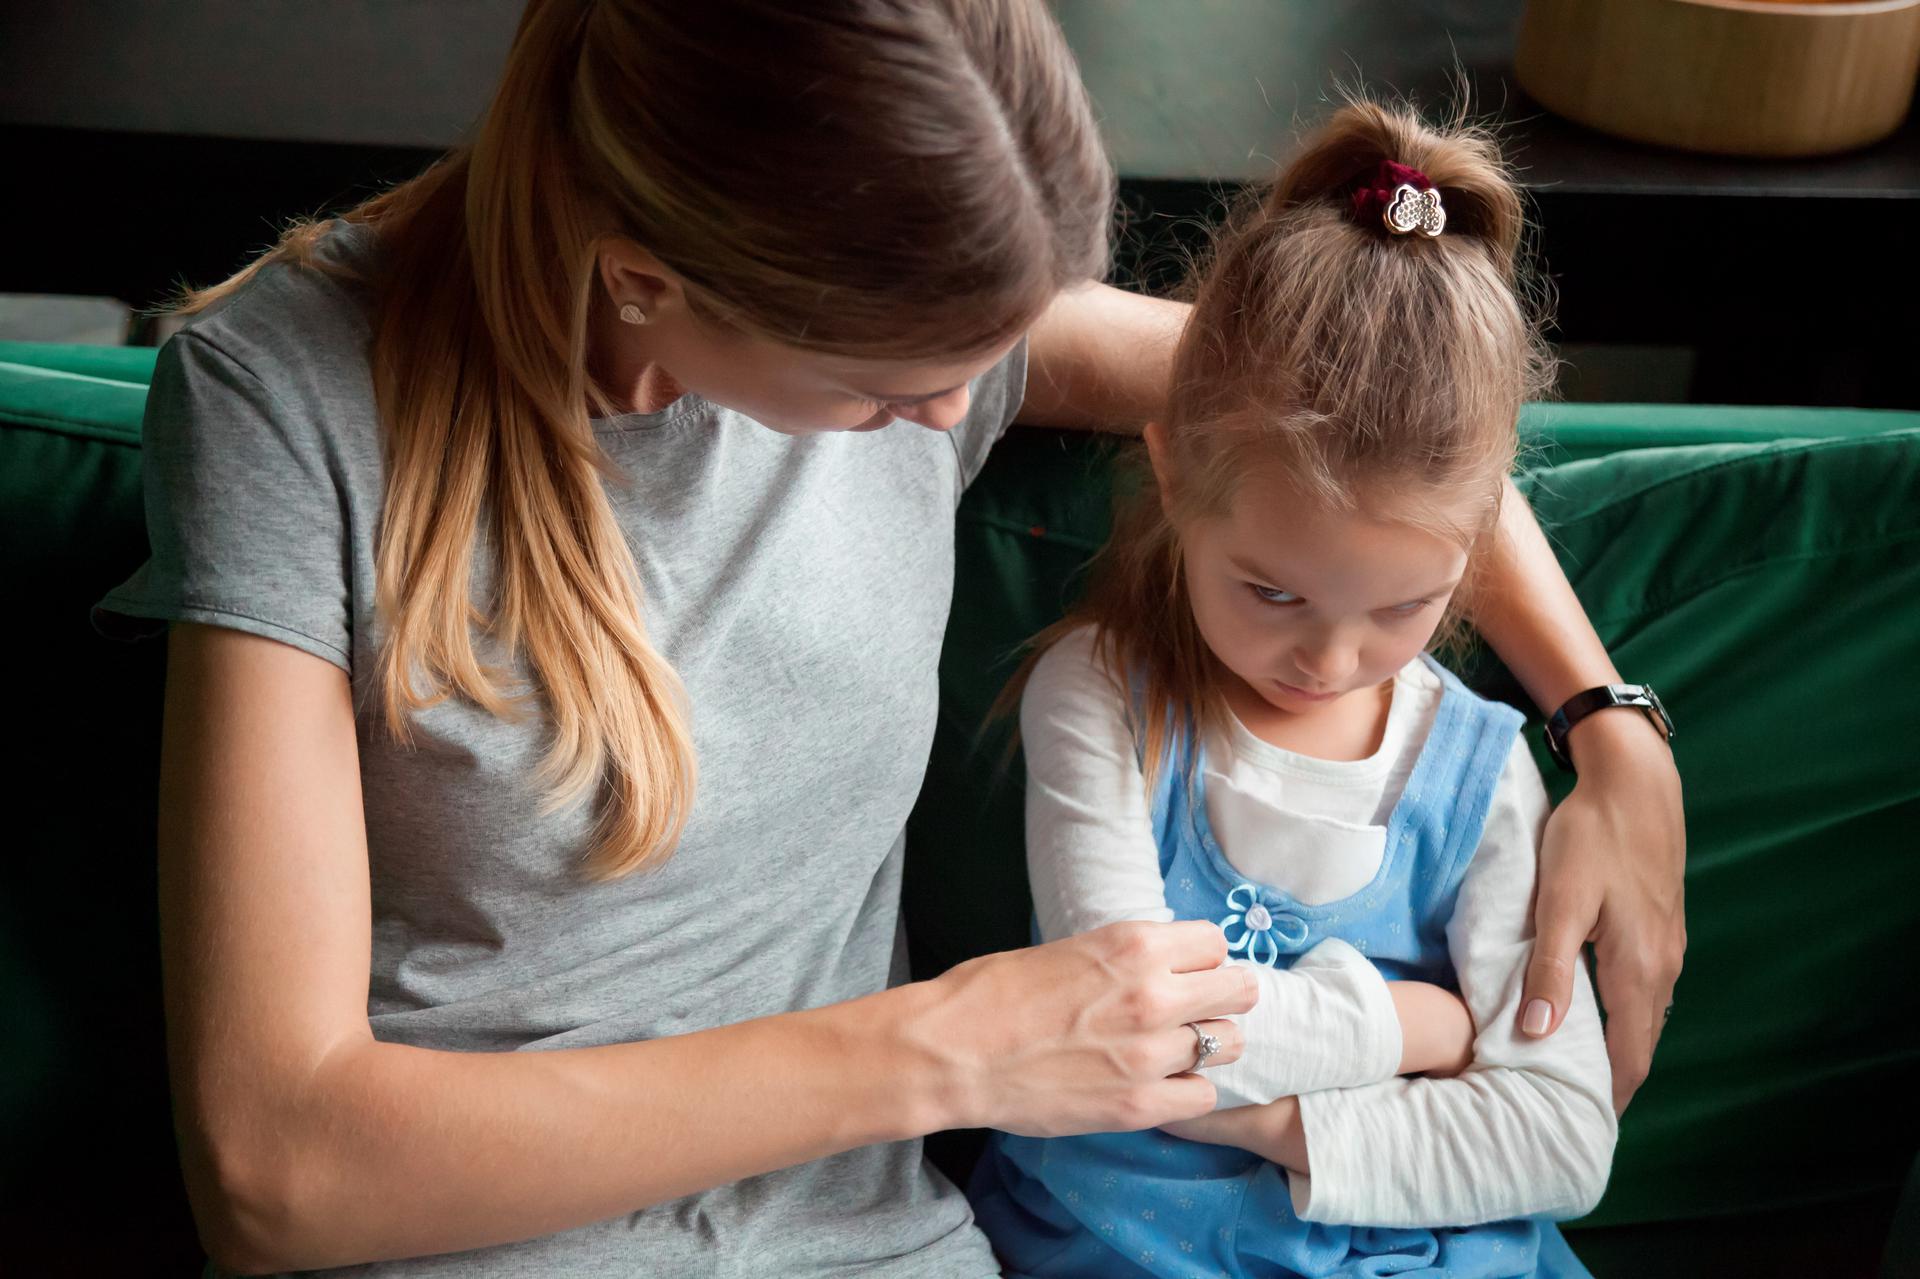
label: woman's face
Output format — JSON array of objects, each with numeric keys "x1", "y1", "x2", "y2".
[
  {"x1": 593, "y1": 239, "x2": 1020, "y2": 435},
  {"x1": 647, "y1": 318, "x2": 1016, "y2": 436}
]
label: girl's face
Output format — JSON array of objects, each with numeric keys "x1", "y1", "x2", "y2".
[{"x1": 1167, "y1": 453, "x2": 1476, "y2": 719}]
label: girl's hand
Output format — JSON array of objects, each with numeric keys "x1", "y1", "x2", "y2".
[
  {"x1": 910, "y1": 920, "x2": 1256, "y2": 1137},
  {"x1": 1521, "y1": 711, "x2": 1687, "y2": 1115},
  {"x1": 1161, "y1": 1096, "x2": 1309, "y2": 1174}
]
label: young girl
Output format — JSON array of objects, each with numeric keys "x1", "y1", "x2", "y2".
[{"x1": 968, "y1": 101, "x2": 1617, "y2": 1278}]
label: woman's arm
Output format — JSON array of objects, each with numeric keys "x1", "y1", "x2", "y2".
[
  {"x1": 1022, "y1": 628, "x2": 1476, "y2": 1103},
  {"x1": 1016, "y1": 281, "x2": 1185, "y2": 432},
  {"x1": 1478, "y1": 481, "x2": 1688, "y2": 1113},
  {"x1": 1024, "y1": 285, "x2": 1686, "y2": 1111},
  {"x1": 160, "y1": 624, "x2": 1257, "y2": 1274}
]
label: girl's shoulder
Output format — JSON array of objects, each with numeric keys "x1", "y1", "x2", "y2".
[
  {"x1": 1399, "y1": 656, "x2": 1544, "y2": 808},
  {"x1": 1024, "y1": 624, "x2": 1127, "y2": 716},
  {"x1": 1394, "y1": 654, "x2": 1448, "y2": 701},
  {"x1": 1390, "y1": 656, "x2": 1531, "y2": 788},
  {"x1": 1405, "y1": 654, "x2": 1526, "y2": 727}
]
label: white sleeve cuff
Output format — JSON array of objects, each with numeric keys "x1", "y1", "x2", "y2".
[
  {"x1": 1290, "y1": 1083, "x2": 1389, "y2": 1224},
  {"x1": 1208, "y1": 937, "x2": 1403, "y2": 1108}
]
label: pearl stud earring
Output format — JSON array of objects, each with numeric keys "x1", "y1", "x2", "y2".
[{"x1": 619, "y1": 304, "x2": 647, "y2": 325}]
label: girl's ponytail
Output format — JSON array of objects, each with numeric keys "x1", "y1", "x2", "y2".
[{"x1": 1267, "y1": 98, "x2": 1527, "y2": 277}]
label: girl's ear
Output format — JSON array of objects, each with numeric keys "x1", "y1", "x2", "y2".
[{"x1": 1143, "y1": 420, "x2": 1174, "y2": 516}]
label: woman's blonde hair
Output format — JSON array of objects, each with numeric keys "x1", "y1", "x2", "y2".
[
  {"x1": 163, "y1": 0, "x2": 1115, "y2": 880},
  {"x1": 1018, "y1": 96, "x2": 1554, "y2": 791}
]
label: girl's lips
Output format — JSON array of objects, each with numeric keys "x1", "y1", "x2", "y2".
[{"x1": 1275, "y1": 680, "x2": 1339, "y2": 703}]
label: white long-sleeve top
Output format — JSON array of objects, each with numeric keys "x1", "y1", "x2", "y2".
[{"x1": 1022, "y1": 627, "x2": 1617, "y2": 1227}]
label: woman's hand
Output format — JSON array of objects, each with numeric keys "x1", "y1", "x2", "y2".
[
  {"x1": 1161, "y1": 1096, "x2": 1309, "y2": 1174},
  {"x1": 1521, "y1": 711, "x2": 1687, "y2": 1114},
  {"x1": 908, "y1": 920, "x2": 1256, "y2": 1137}
]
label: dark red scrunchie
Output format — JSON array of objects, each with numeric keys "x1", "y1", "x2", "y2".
[{"x1": 1349, "y1": 161, "x2": 1433, "y2": 228}]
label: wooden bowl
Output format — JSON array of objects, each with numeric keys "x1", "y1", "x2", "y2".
[{"x1": 1516, "y1": 0, "x2": 1920, "y2": 156}]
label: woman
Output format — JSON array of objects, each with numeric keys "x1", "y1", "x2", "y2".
[{"x1": 94, "y1": 1, "x2": 1684, "y2": 1274}]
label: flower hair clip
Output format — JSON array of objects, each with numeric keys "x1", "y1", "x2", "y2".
[{"x1": 1349, "y1": 160, "x2": 1446, "y2": 239}]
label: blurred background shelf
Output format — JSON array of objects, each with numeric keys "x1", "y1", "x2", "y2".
[{"x1": 2, "y1": 1, "x2": 1913, "y2": 408}]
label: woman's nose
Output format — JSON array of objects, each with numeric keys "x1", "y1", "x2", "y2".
[{"x1": 891, "y1": 385, "x2": 971, "y2": 433}]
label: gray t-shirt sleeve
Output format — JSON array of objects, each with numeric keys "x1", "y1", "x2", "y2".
[
  {"x1": 947, "y1": 335, "x2": 1029, "y2": 490},
  {"x1": 91, "y1": 329, "x2": 354, "y2": 673}
]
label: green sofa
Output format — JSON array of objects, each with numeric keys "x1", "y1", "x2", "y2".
[{"x1": 5, "y1": 340, "x2": 1918, "y2": 1277}]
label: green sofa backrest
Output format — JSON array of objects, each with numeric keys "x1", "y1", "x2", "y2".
[{"x1": 4, "y1": 340, "x2": 1918, "y2": 1260}]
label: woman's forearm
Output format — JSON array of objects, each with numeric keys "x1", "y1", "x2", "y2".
[
  {"x1": 1018, "y1": 283, "x2": 1187, "y2": 431},
  {"x1": 1478, "y1": 477, "x2": 1648, "y2": 728},
  {"x1": 206, "y1": 983, "x2": 949, "y2": 1274}
]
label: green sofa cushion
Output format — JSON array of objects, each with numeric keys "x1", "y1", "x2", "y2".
[{"x1": 903, "y1": 419, "x2": 1920, "y2": 1245}]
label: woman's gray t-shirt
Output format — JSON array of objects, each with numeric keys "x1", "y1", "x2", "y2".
[{"x1": 94, "y1": 223, "x2": 1015, "y2": 1277}]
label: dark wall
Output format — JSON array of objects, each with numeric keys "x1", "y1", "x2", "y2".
[{"x1": 0, "y1": 0, "x2": 521, "y2": 145}]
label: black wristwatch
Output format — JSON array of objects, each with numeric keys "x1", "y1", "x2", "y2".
[{"x1": 1544, "y1": 684, "x2": 1675, "y2": 772}]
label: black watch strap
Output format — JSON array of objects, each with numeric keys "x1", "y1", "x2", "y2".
[{"x1": 1544, "y1": 684, "x2": 1674, "y2": 772}]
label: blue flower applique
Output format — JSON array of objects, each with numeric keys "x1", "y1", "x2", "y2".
[{"x1": 1219, "y1": 883, "x2": 1310, "y2": 966}]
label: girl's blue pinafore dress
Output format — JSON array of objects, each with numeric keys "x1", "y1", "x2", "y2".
[{"x1": 969, "y1": 655, "x2": 1592, "y2": 1279}]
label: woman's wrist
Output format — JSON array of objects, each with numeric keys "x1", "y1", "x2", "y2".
[
  {"x1": 860, "y1": 979, "x2": 976, "y2": 1140},
  {"x1": 1561, "y1": 697, "x2": 1675, "y2": 775}
]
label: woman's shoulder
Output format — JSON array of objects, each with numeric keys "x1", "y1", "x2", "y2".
[{"x1": 168, "y1": 219, "x2": 383, "y2": 419}]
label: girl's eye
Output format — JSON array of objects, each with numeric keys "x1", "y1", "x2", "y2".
[
  {"x1": 1250, "y1": 584, "x2": 1302, "y2": 605},
  {"x1": 1387, "y1": 599, "x2": 1432, "y2": 617}
]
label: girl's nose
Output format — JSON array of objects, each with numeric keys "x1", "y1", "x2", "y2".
[
  {"x1": 891, "y1": 385, "x2": 972, "y2": 433},
  {"x1": 1294, "y1": 641, "x2": 1358, "y2": 687}
]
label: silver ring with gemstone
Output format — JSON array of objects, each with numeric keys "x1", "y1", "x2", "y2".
[{"x1": 1187, "y1": 1022, "x2": 1222, "y2": 1070}]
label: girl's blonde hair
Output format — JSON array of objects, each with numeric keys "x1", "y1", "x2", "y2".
[
  {"x1": 163, "y1": 0, "x2": 1115, "y2": 880},
  {"x1": 1020, "y1": 96, "x2": 1554, "y2": 790}
]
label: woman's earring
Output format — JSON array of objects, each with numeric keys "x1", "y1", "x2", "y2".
[{"x1": 618, "y1": 304, "x2": 647, "y2": 325}]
